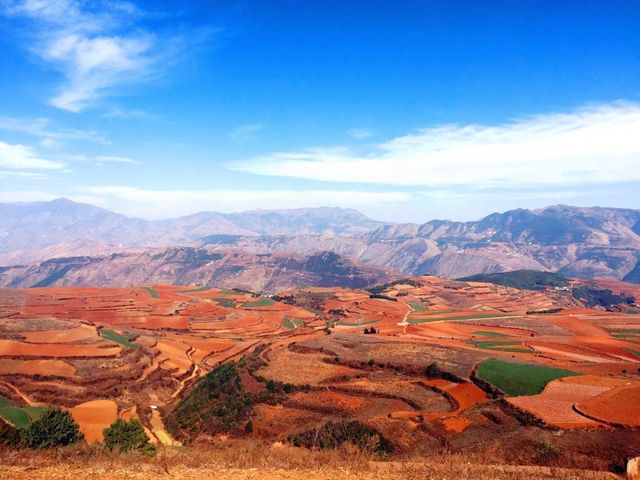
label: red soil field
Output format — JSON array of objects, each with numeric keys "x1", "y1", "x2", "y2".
[
  {"x1": 70, "y1": 399, "x2": 118, "y2": 443},
  {"x1": 0, "y1": 359, "x2": 76, "y2": 377},
  {"x1": 0, "y1": 339, "x2": 121, "y2": 358}
]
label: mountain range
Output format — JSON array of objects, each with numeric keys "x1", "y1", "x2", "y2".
[{"x1": 1, "y1": 198, "x2": 639, "y2": 290}]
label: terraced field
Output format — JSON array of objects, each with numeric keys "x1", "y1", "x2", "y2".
[{"x1": 0, "y1": 275, "x2": 638, "y2": 461}]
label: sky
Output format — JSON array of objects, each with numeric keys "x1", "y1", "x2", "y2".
[{"x1": 0, "y1": 0, "x2": 639, "y2": 223}]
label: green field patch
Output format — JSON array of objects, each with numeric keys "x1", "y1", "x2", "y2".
[
  {"x1": 143, "y1": 286, "x2": 160, "y2": 298},
  {"x1": 406, "y1": 317, "x2": 444, "y2": 324},
  {"x1": 0, "y1": 396, "x2": 47, "y2": 428},
  {"x1": 101, "y1": 329, "x2": 137, "y2": 349},
  {"x1": 212, "y1": 297, "x2": 237, "y2": 308},
  {"x1": 241, "y1": 298, "x2": 275, "y2": 308},
  {"x1": 178, "y1": 286, "x2": 211, "y2": 293},
  {"x1": 626, "y1": 348, "x2": 640, "y2": 359},
  {"x1": 282, "y1": 317, "x2": 302, "y2": 330},
  {"x1": 472, "y1": 331, "x2": 513, "y2": 337},
  {"x1": 218, "y1": 289, "x2": 237, "y2": 295},
  {"x1": 613, "y1": 333, "x2": 640, "y2": 339},
  {"x1": 476, "y1": 358, "x2": 580, "y2": 396},
  {"x1": 409, "y1": 303, "x2": 426, "y2": 312},
  {"x1": 472, "y1": 340, "x2": 521, "y2": 349}
]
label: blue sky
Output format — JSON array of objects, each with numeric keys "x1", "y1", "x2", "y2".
[{"x1": 0, "y1": 0, "x2": 639, "y2": 222}]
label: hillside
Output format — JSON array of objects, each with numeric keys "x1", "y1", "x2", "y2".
[{"x1": 0, "y1": 248, "x2": 395, "y2": 293}]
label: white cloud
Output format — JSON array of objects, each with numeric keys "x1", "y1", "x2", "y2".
[
  {"x1": 229, "y1": 123, "x2": 264, "y2": 141},
  {"x1": 346, "y1": 128, "x2": 373, "y2": 139},
  {"x1": 234, "y1": 102, "x2": 640, "y2": 188},
  {"x1": 2, "y1": 1, "x2": 181, "y2": 112},
  {"x1": 82, "y1": 185, "x2": 411, "y2": 219},
  {"x1": 0, "y1": 140, "x2": 64, "y2": 170},
  {"x1": 94, "y1": 155, "x2": 137, "y2": 164}
]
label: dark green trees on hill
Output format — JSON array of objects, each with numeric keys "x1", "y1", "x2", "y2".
[
  {"x1": 21, "y1": 408, "x2": 83, "y2": 449},
  {"x1": 103, "y1": 419, "x2": 154, "y2": 453},
  {"x1": 166, "y1": 361, "x2": 252, "y2": 439}
]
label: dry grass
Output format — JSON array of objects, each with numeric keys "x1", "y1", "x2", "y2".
[{"x1": 0, "y1": 440, "x2": 619, "y2": 480}]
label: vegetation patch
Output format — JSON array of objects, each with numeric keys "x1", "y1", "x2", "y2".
[
  {"x1": 166, "y1": 362, "x2": 252, "y2": 439},
  {"x1": 471, "y1": 340, "x2": 530, "y2": 353},
  {"x1": 178, "y1": 286, "x2": 211, "y2": 293},
  {"x1": 459, "y1": 270, "x2": 569, "y2": 290},
  {"x1": 143, "y1": 287, "x2": 160, "y2": 298},
  {"x1": 100, "y1": 329, "x2": 137, "y2": 349},
  {"x1": 409, "y1": 303, "x2": 426, "y2": 312},
  {"x1": 0, "y1": 396, "x2": 47, "y2": 429},
  {"x1": 476, "y1": 359, "x2": 579, "y2": 396},
  {"x1": 289, "y1": 420, "x2": 393, "y2": 454},
  {"x1": 571, "y1": 287, "x2": 635, "y2": 309},
  {"x1": 212, "y1": 297, "x2": 237, "y2": 308},
  {"x1": 103, "y1": 419, "x2": 155, "y2": 454},
  {"x1": 472, "y1": 331, "x2": 513, "y2": 337},
  {"x1": 21, "y1": 408, "x2": 83, "y2": 448},
  {"x1": 281, "y1": 317, "x2": 302, "y2": 330},
  {"x1": 241, "y1": 298, "x2": 275, "y2": 308}
]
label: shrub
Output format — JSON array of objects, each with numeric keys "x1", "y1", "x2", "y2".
[
  {"x1": 289, "y1": 420, "x2": 393, "y2": 454},
  {"x1": 0, "y1": 421, "x2": 21, "y2": 448},
  {"x1": 21, "y1": 408, "x2": 83, "y2": 449},
  {"x1": 103, "y1": 419, "x2": 154, "y2": 454},
  {"x1": 244, "y1": 420, "x2": 253, "y2": 434}
]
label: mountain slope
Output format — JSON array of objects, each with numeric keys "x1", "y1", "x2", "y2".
[{"x1": 0, "y1": 247, "x2": 396, "y2": 293}]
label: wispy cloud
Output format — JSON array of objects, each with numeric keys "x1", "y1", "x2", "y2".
[
  {"x1": 346, "y1": 128, "x2": 373, "y2": 139},
  {"x1": 234, "y1": 102, "x2": 640, "y2": 188},
  {"x1": 2, "y1": 1, "x2": 198, "y2": 112},
  {"x1": 0, "y1": 115, "x2": 106, "y2": 144},
  {"x1": 229, "y1": 123, "x2": 264, "y2": 141},
  {"x1": 82, "y1": 185, "x2": 411, "y2": 219},
  {"x1": 93, "y1": 155, "x2": 137, "y2": 164},
  {"x1": 0, "y1": 140, "x2": 64, "y2": 170}
]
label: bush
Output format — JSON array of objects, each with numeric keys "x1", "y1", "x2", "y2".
[
  {"x1": 244, "y1": 420, "x2": 253, "y2": 434},
  {"x1": 21, "y1": 408, "x2": 83, "y2": 449},
  {"x1": 289, "y1": 420, "x2": 393, "y2": 454},
  {"x1": 103, "y1": 419, "x2": 155, "y2": 454},
  {"x1": 0, "y1": 421, "x2": 21, "y2": 448}
]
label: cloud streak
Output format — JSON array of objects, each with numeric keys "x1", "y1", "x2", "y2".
[
  {"x1": 2, "y1": 1, "x2": 189, "y2": 112},
  {"x1": 234, "y1": 102, "x2": 640, "y2": 188},
  {"x1": 0, "y1": 140, "x2": 64, "y2": 170}
]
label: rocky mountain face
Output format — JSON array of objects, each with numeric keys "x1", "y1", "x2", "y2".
[
  {"x1": 0, "y1": 247, "x2": 396, "y2": 293},
  {"x1": 1, "y1": 199, "x2": 639, "y2": 285}
]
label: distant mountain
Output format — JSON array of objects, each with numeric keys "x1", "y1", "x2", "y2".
[
  {"x1": 0, "y1": 247, "x2": 395, "y2": 293},
  {"x1": 0, "y1": 199, "x2": 386, "y2": 263},
  {"x1": 1, "y1": 199, "x2": 639, "y2": 284}
]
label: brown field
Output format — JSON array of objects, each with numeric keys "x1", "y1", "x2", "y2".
[
  {"x1": 0, "y1": 277, "x2": 639, "y2": 475},
  {"x1": 70, "y1": 399, "x2": 118, "y2": 443}
]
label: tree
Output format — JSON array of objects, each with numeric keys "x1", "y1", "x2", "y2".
[
  {"x1": 22, "y1": 408, "x2": 83, "y2": 449},
  {"x1": 103, "y1": 419, "x2": 154, "y2": 453},
  {"x1": 364, "y1": 327, "x2": 370, "y2": 334}
]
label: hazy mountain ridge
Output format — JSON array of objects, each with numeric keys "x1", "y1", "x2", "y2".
[
  {"x1": 1, "y1": 199, "x2": 639, "y2": 284},
  {"x1": 0, "y1": 247, "x2": 395, "y2": 293}
]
